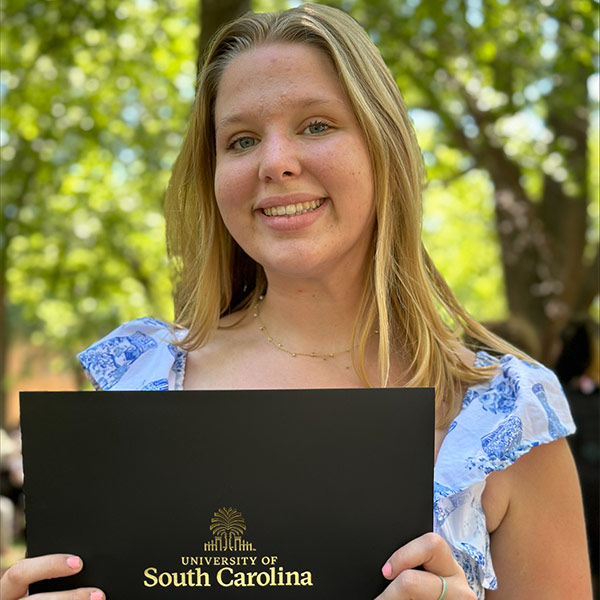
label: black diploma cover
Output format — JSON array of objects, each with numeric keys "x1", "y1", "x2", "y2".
[{"x1": 20, "y1": 389, "x2": 434, "y2": 598}]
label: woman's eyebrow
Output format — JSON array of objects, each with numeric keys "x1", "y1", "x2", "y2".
[{"x1": 215, "y1": 97, "x2": 343, "y2": 131}]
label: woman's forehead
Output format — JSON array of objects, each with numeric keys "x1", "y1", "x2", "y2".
[{"x1": 213, "y1": 43, "x2": 346, "y2": 124}]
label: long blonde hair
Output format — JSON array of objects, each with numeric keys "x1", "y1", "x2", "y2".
[{"x1": 165, "y1": 3, "x2": 526, "y2": 426}]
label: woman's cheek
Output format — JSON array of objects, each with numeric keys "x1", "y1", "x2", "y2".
[{"x1": 215, "y1": 160, "x2": 254, "y2": 209}]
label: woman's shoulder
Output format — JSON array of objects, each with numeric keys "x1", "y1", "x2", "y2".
[
  {"x1": 468, "y1": 351, "x2": 572, "y2": 443},
  {"x1": 438, "y1": 351, "x2": 575, "y2": 489},
  {"x1": 77, "y1": 318, "x2": 187, "y2": 391},
  {"x1": 433, "y1": 352, "x2": 575, "y2": 593}
]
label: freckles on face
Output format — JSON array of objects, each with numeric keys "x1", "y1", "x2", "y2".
[{"x1": 212, "y1": 43, "x2": 376, "y2": 277}]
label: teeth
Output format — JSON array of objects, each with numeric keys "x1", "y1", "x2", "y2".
[{"x1": 263, "y1": 198, "x2": 325, "y2": 217}]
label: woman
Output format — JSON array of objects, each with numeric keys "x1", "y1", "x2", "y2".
[{"x1": 2, "y1": 4, "x2": 591, "y2": 599}]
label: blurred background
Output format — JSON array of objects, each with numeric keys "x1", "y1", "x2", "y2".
[{"x1": 1, "y1": 0, "x2": 598, "y2": 589}]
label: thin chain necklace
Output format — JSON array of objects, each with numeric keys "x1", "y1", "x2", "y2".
[{"x1": 253, "y1": 295, "x2": 352, "y2": 359}]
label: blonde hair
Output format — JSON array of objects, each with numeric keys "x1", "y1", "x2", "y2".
[{"x1": 165, "y1": 3, "x2": 526, "y2": 426}]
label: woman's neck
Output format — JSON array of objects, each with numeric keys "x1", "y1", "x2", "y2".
[{"x1": 255, "y1": 272, "x2": 367, "y2": 357}]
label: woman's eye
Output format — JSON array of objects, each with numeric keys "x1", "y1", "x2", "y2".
[
  {"x1": 304, "y1": 121, "x2": 330, "y2": 134},
  {"x1": 227, "y1": 136, "x2": 256, "y2": 150}
]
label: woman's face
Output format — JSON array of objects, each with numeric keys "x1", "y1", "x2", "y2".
[{"x1": 213, "y1": 43, "x2": 375, "y2": 281}]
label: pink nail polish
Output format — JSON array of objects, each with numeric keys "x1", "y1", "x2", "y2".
[
  {"x1": 67, "y1": 556, "x2": 81, "y2": 569},
  {"x1": 381, "y1": 561, "x2": 392, "y2": 578},
  {"x1": 90, "y1": 592, "x2": 104, "y2": 600}
]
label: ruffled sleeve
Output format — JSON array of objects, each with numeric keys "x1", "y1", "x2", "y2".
[
  {"x1": 433, "y1": 352, "x2": 575, "y2": 598},
  {"x1": 77, "y1": 318, "x2": 187, "y2": 391}
]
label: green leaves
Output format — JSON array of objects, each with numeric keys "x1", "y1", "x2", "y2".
[
  {"x1": 2, "y1": 0, "x2": 598, "y2": 374},
  {"x1": 2, "y1": 0, "x2": 197, "y2": 360},
  {"x1": 332, "y1": 0, "x2": 598, "y2": 355}
]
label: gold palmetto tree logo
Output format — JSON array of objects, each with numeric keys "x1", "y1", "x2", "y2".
[{"x1": 208, "y1": 507, "x2": 247, "y2": 552}]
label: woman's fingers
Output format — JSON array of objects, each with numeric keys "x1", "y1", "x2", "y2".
[
  {"x1": 375, "y1": 568, "x2": 447, "y2": 600},
  {"x1": 28, "y1": 589, "x2": 105, "y2": 600},
  {"x1": 0, "y1": 554, "x2": 104, "y2": 600},
  {"x1": 375, "y1": 533, "x2": 476, "y2": 599},
  {"x1": 382, "y1": 532, "x2": 457, "y2": 578}
]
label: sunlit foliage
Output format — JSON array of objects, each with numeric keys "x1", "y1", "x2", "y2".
[
  {"x1": 2, "y1": 0, "x2": 598, "y2": 374},
  {"x1": 329, "y1": 0, "x2": 599, "y2": 356},
  {"x1": 2, "y1": 0, "x2": 198, "y2": 364}
]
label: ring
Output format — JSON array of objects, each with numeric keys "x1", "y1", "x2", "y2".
[{"x1": 437, "y1": 575, "x2": 447, "y2": 600}]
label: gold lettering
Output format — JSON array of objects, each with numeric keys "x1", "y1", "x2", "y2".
[
  {"x1": 256, "y1": 571, "x2": 270, "y2": 586},
  {"x1": 191, "y1": 568, "x2": 210, "y2": 586},
  {"x1": 216, "y1": 567, "x2": 234, "y2": 587},
  {"x1": 143, "y1": 567, "x2": 158, "y2": 587},
  {"x1": 142, "y1": 567, "x2": 210, "y2": 587},
  {"x1": 143, "y1": 559, "x2": 311, "y2": 590}
]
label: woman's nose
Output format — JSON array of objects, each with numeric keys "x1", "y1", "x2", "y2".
[{"x1": 258, "y1": 135, "x2": 301, "y2": 182}]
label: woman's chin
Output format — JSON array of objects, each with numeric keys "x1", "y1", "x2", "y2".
[
  {"x1": 259, "y1": 250, "x2": 364, "y2": 285},
  {"x1": 261, "y1": 257, "x2": 328, "y2": 281}
]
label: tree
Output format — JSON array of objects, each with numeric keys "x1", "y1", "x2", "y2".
[
  {"x1": 2, "y1": 0, "x2": 597, "y2": 427},
  {"x1": 330, "y1": 0, "x2": 599, "y2": 363},
  {"x1": 1, "y1": 0, "x2": 258, "y2": 426},
  {"x1": 1, "y1": 0, "x2": 200, "y2": 424},
  {"x1": 198, "y1": 0, "x2": 250, "y2": 61}
]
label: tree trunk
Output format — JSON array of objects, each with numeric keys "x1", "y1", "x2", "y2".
[{"x1": 197, "y1": 0, "x2": 250, "y2": 71}]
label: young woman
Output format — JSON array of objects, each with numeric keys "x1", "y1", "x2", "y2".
[{"x1": 2, "y1": 4, "x2": 591, "y2": 599}]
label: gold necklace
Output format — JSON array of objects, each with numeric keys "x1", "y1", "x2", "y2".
[{"x1": 252, "y1": 295, "x2": 351, "y2": 359}]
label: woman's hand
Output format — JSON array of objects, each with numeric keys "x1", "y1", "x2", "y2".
[
  {"x1": 0, "y1": 554, "x2": 105, "y2": 600},
  {"x1": 375, "y1": 533, "x2": 475, "y2": 600}
]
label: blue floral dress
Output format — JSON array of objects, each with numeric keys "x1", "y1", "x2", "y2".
[{"x1": 78, "y1": 318, "x2": 576, "y2": 599}]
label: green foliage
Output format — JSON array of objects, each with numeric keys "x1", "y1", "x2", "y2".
[
  {"x1": 587, "y1": 115, "x2": 599, "y2": 252},
  {"x1": 252, "y1": 0, "x2": 289, "y2": 11},
  {"x1": 328, "y1": 0, "x2": 599, "y2": 337},
  {"x1": 2, "y1": 0, "x2": 598, "y2": 374},
  {"x1": 422, "y1": 170, "x2": 507, "y2": 321},
  {"x1": 2, "y1": 0, "x2": 198, "y2": 362}
]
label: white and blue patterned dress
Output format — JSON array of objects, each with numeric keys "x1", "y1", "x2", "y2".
[{"x1": 78, "y1": 318, "x2": 576, "y2": 599}]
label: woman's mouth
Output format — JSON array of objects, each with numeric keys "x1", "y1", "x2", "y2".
[{"x1": 262, "y1": 198, "x2": 326, "y2": 217}]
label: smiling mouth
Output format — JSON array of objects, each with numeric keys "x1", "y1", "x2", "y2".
[{"x1": 262, "y1": 198, "x2": 325, "y2": 217}]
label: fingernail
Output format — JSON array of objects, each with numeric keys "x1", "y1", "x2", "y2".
[
  {"x1": 67, "y1": 556, "x2": 82, "y2": 569},
  {"x1": 381, "y1": 561, "x2": 392, "y2": 578},
  {"x1": 90, "y1": 592, "x2": 104, "y2": 600}
]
